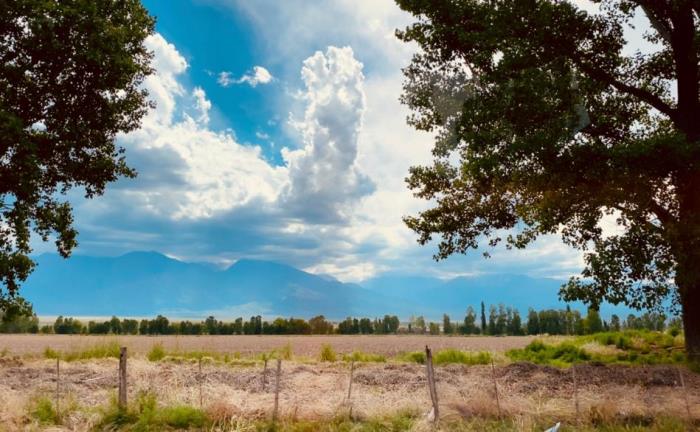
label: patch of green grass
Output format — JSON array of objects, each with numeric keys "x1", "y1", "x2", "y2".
[
  {"x1": 398, "y1": 351, "x2": 426, "y2": 364},
  {"x1": 43, "y1": 342, "x2": 121, "y2": 362},
  {"x1": 319, "y1": 344, "x2": 337, "y2": 362},
  {"x1": 508, "y1": 331, "x2": 687, "y2": 367},
  {"x1": 342, "y1": 351, "x2": 386, "y2": 363},
  {"x1": 397, "y1": 349, "x2": 491, "y2": 365},
  {"x1": 433, "y1": 349, "x2": 492, "y2": 366},
  {"x1": 507, "y1": 340, "x2": 591, "y2": 367},
  {"x1": 147, "y1": 343, "x2": 166, "y2": 362},
  {"x1": 96, "y1": 391, "x2": 209, "y2": 430},
  {"x1": 29, "y1": 397, "x2": 60, "y2": 425}
]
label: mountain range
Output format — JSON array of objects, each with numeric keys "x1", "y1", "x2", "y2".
[{"x1": 22, "y1": 251, "x2": 630, "y2": 320}]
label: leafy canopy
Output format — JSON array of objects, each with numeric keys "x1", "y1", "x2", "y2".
[
  {"x1": 0, "y1": 0, "x2": 155, "y2": 309},
  {"x1": 396, "y1": 0, "x2": 699, "y2": 312}
]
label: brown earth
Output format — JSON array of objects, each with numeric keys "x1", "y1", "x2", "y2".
[{"x1": 0, "y1": 334, "x2": 536, "y2": 357}]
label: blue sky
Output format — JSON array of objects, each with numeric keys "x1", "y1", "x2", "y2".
[{"x1": 31, "y1": 1, "x2": 654, "y2": 283}]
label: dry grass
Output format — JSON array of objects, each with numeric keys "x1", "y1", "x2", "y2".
[{"x1": 0, "y1": 356, "x2": 698, "y2": 430}]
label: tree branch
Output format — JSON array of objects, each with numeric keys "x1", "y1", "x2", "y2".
[
  {"x1": 577, "y1": 62, "x2": 678, "y2": 122},
  {"x1": 638, "y1": 4, "x2": 673, "y2": 44}
]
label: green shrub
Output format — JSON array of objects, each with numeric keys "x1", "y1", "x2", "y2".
[
  {"x1": 342, "y1": 351, "x2": 386, "y2": 363},
  {"x1": 507, "y1": 340, "x2": 589, "y2": 366},
  {"x1": 147, "y1": 343, "x2": 166, "y2": 362},
  {"x1": 97, "y1": 391, "x2": 209, "y2": 430},
  {"x1": 43, "y1": 347, "x2": 60, "y2": 359},
  {"x1": 399, "y1": 351, "x2": 426, "y2": 364},
  {"x1": 433, "y1": 349, "x2": 492, "y2": 366},
  {"x1": 319, "y1": 344, "x2": 337, "y2": 362},
  {"x1": 30, "y1": 397, "x2": 59, "y2": 425}
]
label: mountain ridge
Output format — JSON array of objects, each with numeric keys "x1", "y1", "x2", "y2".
[{"x1": 23, "y1": 251, "x2": 629, "y2": 319}]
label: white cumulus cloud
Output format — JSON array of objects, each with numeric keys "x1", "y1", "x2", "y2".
[
  {"x1": 282, "y1": 46, "x2": 373, "y2": 224},
  {"x1": 217, "y1": 65, "x2": 274, "y2": 87}
]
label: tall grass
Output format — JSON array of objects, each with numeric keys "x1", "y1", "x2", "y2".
[
  {"x1": 398, "y1": 349, "x2": 492, "y2": 365},
  {"x1": 319, "y1": 344, "x2": 337, "y2": 362},
  {"x1": 43, "y1": 341, "x2": 121, "y2": 361},
  {"x1": 96, "y1": 391, "x2": 208, "y2": 430},
  {"x1": 342, "y1": 351, "x2": 386, "y2": 363},
  {"x1": 507, "y1": 330, "x2": 687, "y2": 367}
]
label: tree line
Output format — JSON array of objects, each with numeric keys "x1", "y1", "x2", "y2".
[{"x1": 0, "y1": 303, "x2": 679, "y2": 336}]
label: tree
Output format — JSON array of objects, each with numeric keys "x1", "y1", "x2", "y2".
[
  {"x1": 0, "y1": 1, "x2": 155, "y2": 311},
  {"x1": 480, "y1": 301, "x2": 487, "y2": 334},
  {"x1": 527, "y1": 309, "x2": 540, "y2": 335},
  {"x1": 396, "y1": 0, "x2": 700, "y2": 360},
  {"x1": 610, "y1": 314, "x2": 622, "y2": 332},
  {"x1": 462, "y1": 306, "x2": 478, "y2": 334},
  {"x1": 585, "y1": 308, "x2": 604, "y2": 334},
  {"x1": 442, "y1": 313, "x2": 453, "y2": 334}
]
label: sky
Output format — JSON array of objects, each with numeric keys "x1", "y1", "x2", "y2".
[{"x1": 33, "y1": 0, "x2": 654, "y2": 283}]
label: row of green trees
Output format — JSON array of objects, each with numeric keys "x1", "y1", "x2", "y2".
[{"x1": 3, "y1": 306, "x2": 675, "y2": 336}]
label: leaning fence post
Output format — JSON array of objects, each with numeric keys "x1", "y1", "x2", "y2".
[
  {"x1": 572, "y1": 362, "x2": 580, "y2": 421},
  {"x1": 425, "y1": 346, "x2": 439, "y2": 423},
  {"x1": 490, "y1": 356, "x2": 502, "y2": 418},
  {"x1": 118, "y1": 347, "x2": 127, "y2": 409},
  {"x1": 273, "y1": 359, "x2": 282, "y2": 422},
  {"x1": 55, "y1": 358, "x2": 60, "y2": 421},
  {"x1": 677, "y1": 366, "x2": 692, "y2": 420}
]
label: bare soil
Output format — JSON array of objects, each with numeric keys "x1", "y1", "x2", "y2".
[{"x1": 0, "y1": 334, "x2": 536, "y2": 357}]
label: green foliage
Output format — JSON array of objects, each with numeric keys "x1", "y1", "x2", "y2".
[
  {"x1": 433, "y1": 349, "x2": 492, "y2": 366},
  {"x1": 29, "y1": 397, "x2": 60, "y2": 425},
  {"x1": 507, "y1": 340, "x2": 591, "y2": 367},
  {"x1": 0, "y1": 0, "x2": 156, "y2": 311},
  {"x1": 395, "y1": 0, "x2": 700, "y2": 358},
  {"x1": 342, "y1": 351, "x2": 386, "y2": 363},
  {"x1": 507, "y1": 331, "x2": 687, "y2": 367},
  {"x1": 97, "y1": 391, "x2": 209, "y2": 430},
  {"x1": 399, "y1": 351, "x2": 426, "y2": 364},
  {"x1": 319, "y1": 344, "x2": 337, "y2": 362},
  {"x1": 147, "y1": 343, "x2": 166, "y2": 362},
  {"x1": 43, "y1": 341, "x2": 121, "y2": 362},
  {"x1": 399, "y1": 349, "x2": 491, "y2": 365}
]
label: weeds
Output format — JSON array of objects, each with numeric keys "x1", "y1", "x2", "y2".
[
  {"x1": 319, "y1": 344, "x2": 337, "y2": 362},
  {"x1": 43, "y1": 341, "x2": 121, "y2": 362},
  {"x1": 29, "y1": 397, "x2": 60, "y2": 425},
  {"x1": 147, "y1": 343, "x2": 166, "y2": 362},
  {"x1": 342, "y1": 351, "x2": 386, "y2": 363},
  {"x1": 96, "y1": 391, "x2": 209, "y2": 430},
  {"x1": 507, "y1": 331, "x2": 687, "y2": 367},
  {"x1": 398, "y1": 349, "x2": 492, "y2": 365}
]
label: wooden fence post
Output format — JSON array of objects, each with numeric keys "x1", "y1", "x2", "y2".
[
  {"x1": 425, "y1": 346, "x2": 439, "y2": 424},
  {"x1": 677, "y1": 366, "x2": 692, "y2": 420},
  {"x1": 572, "y1": 363, "x2": 580, "y2": 423},
  {"x1": 490, "y1": 357, "x2": 502, "y2": 418},
  {"x1": 118, "y1": 347, "x2": 127, "y2": 409},
  {"x1": 55, "y1": 358, "x2": 60, "y2": 421},
  {"x1": 347, "y1": 360, "x2": 355, "y2": 401},
  {"x1": 198, "y1": 357, "x2": 203, "y2": 408},
  {"x1": 262, "y1": 358, "x2": 268, "y2": 391},
  {"x1": 273, "y1": 359, "x2": 282, "y2": 422}
]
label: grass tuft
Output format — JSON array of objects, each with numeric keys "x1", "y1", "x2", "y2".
[
  {"x1": 43, "y1": 341, "x2": 121, "y2": 362},
  {"x1": 342, "y1": 351, "x2": 386, "y2": 363},
  {"x1": 147, "y1": 343, "x2": 166, "y2": 362},
  {"x1": 319, "y1": 344, "x2": 337, "y2": 362}
]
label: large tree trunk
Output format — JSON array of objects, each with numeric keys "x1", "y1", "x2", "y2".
[
  {"x1": 679, "y1": 278, "x2": 700, "y2": 362},
  {"x1": 675, "y1": 182, "x2": 700, "y2": 363}
]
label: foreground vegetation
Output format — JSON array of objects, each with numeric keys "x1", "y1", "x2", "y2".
[
  {"x1": 506, "y1": 331, "x2": 687, "y2": 367},
  {"x1": 22, "y1": 394, "x2": 693, "y2": 432}
]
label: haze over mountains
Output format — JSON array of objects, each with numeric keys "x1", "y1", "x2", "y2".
[{"x1": 23, "y1": 251, "x2": 629, "y2": 319}]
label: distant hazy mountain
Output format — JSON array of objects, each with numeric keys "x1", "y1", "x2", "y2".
[{"x1": 23, "y1": 251, "x2": 629, "y2": 319}]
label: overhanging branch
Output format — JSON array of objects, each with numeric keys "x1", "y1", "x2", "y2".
[{"x1": 577, "y1": 62, "x2": 678, "y2": 122}]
